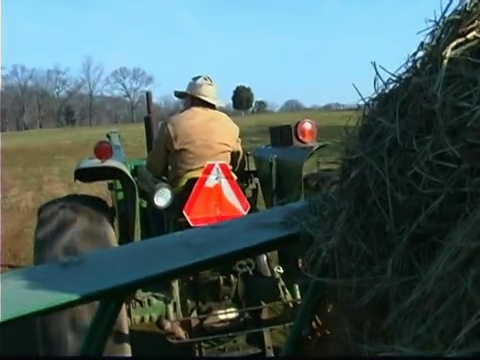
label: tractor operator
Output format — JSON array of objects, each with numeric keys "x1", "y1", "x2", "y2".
[{"x1": 145, "y1": 75, "x2": 244, "y2": 191}]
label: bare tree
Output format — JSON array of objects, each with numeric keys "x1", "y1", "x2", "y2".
[
  {"x1": 45, "y1": 65, "x2": 83, "y2": 126},
  {"x1": 107, "y1": 67, "x2": 154, "y2": 123},
  {"x1": 81, "y1": 56, "x2": 104, "y2": 126},
  {"x1": 2, "y1": 65, "x2": 35, "y2": 130},
  {"x1": 31, "y1": 69, "x2": 53, "y2": 129},
  {"x1": 1, "y1": 86, "x2": 15, "y2": 132}
]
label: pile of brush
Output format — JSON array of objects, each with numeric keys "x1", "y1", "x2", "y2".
[{"x1": 299, "y1": 0, "x2": 480, "y2": 355}]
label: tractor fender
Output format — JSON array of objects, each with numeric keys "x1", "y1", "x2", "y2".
[
  {"x1": 74, "y1": 158, "x2": 135, "y2": 185},
  {"x1": 253, "y1": 143, "x2": 328, "y2": 207},
  {"x1": 74, "y1": 158, "x2": 137, "y2": 245}
]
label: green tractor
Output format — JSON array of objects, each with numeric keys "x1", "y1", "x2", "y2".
[{"x1": 73, "y1": 92, "x2": 334, "y2": 357}]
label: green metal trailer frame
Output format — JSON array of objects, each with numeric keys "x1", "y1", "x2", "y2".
[{"x1": 0, "y1": 201, "x2": 318, "y2": 356}]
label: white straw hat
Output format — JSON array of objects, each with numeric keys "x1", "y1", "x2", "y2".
[{"x1": 174, "y1": 75, "x2": 224, "y2": 108}]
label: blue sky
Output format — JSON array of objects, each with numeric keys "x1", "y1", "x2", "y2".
[{"x1": 3, "y1": 0, "x2": 449, "y2": 106}]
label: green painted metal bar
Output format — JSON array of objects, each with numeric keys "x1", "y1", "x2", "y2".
[
  {"x1": 79, "y1": 296, "x2": 126, "y2": 356},
  {"x1": 281, "y1": 280, "x2": 323, "y2": 356},
  {"x1": 0, "y1": 201, "x2": 306, "y2": 325}
]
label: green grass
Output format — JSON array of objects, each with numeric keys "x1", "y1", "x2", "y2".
[{"x1": 1, "y1": 110, "x2": 355, "y2": 267}]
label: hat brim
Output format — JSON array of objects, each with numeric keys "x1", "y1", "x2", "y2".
[{"x1": 174, "y1": 90, "x2": 224, "y2": 108}]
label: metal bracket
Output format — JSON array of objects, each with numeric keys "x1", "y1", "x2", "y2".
[{"x1": 273, "y1": 266, "x2": 293, "y2": 303}]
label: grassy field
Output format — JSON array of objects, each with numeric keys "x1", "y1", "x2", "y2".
[{"x1": 1, "y1": 110, "x2": 356, "y2": 268}]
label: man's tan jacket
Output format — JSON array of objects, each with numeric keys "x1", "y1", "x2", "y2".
[{"x1": 146, "y1": 106, "x2": 243, "y2": 189}]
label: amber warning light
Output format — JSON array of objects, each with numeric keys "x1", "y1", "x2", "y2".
[
  {"x1": 94, "y1": 140, "x2": 113, "y2": 161},
  {"x1": 294, "y1": 119, "x2": 318, "y2": 144}
]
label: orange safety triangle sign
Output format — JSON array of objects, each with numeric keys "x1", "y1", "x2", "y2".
[{"x1": 182, "y1": 162, "x2": 251, "y2": 227}]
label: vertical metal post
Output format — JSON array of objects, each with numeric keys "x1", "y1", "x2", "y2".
[
  {"x1": 281, "y1": 280, "x2": 323, "y2": 356},
  {"x1": 144, "y1": 91, "x2": 157, "y2": 153},
  {"x1": 79, "y1": 296, "x2": 126, "y2": 356},
  {"x1": 270, "y1": 155, "x2": 278, "y2": 207}
]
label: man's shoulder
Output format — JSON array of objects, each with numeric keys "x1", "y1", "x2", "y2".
[
  {"x1": 168, "y1": 107, "x2": 207, "y2": 123},
  {"x1": 208, "y1": 109, "x2": 239, "y2": 127},
  {"x1": 170, "y1": 107, "x2": 237, "y2": 126},
  {"x1": 168, "y1": 109, "x2": 190, "y2": 123}
]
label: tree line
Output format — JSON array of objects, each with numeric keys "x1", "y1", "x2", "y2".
[{"x1": 1, "y1": 57, "x2": 357, "y2": 132}]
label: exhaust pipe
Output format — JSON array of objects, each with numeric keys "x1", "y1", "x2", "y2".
[{"x1": 144, "y1": 91, "x2": 158, "y2": 153}]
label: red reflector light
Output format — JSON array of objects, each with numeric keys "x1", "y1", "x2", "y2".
[
  {"x1": 294, "y1": 119, "x2": 318, "y2": 144},
  {"x1": 94, "y1": 140, "x2": 113, "y2": 161}
]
